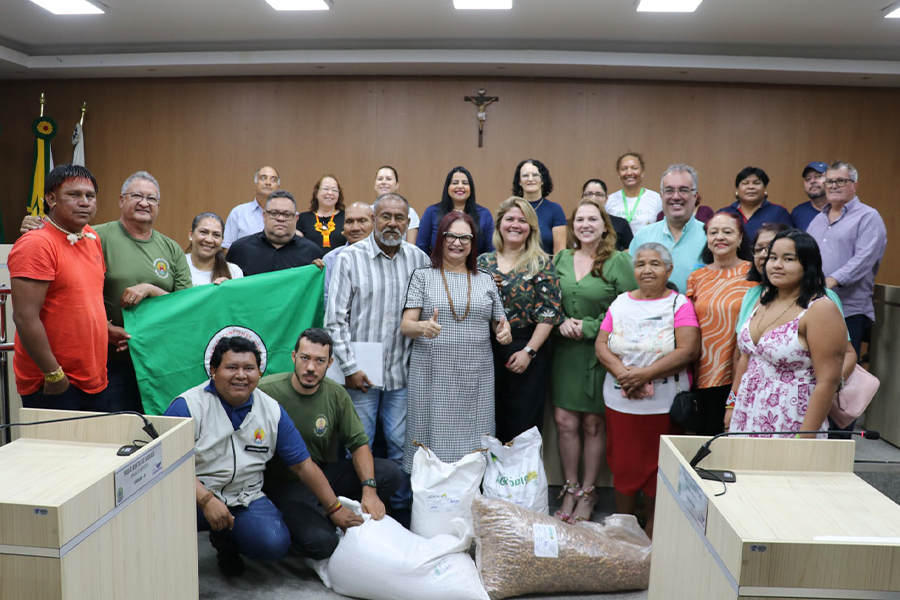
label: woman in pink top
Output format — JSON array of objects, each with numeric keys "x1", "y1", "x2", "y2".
[{"x1": 595, "y1": 242, "x2": 700, "y2": 538}]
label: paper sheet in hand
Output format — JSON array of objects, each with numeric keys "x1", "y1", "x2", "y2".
[{"x1": 326, "y1": 342, "x2": 383, "y2": 387}]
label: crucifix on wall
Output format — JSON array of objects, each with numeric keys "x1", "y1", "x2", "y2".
[{"x1": 464, "y1": 89, "x2": 499, "y2": 148}]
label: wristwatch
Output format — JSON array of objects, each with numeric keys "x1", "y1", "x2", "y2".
[
  {"x1": 524, "y1": 346, "x2": 537, "y2": 359},
  {"x1": 362, "y1": 478, "x2": 377, "y2": 489}
]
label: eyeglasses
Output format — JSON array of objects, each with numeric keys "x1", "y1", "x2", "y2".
[
  {"x1": 125, "y1": 192, "x2": 159, "y2": 205},
  {"x1": 378, "y1": 212, "x2": 407, "y2": 223},
  {"x1": 752, "y1": 245, "x2": 769, "y2": 257},
  {"x1": 521, "y1": 173, "x2": 541, "y2": 180},
  {"x1": 824, "y1": 178, "x2": 855, "y2": 188},
  {"x1": 662, "y1": 187, "x2": 696, "y2": 197},
  {"x1": 319, "y1": 186, "x2": 340, "y2": 194},
  {"x1": 443, "y1": 232, "x2": 473, "y2": 245},
  {"x1": 265, "y1": 210, "x2": 297, "y2": 220},
  {"x1": 582, "y1": 191, "x2": 607, "y2": 199}
]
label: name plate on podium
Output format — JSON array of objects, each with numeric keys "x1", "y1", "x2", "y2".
[
  {"x1": 677, "y1": 464, "x2": 708, "y2": 534},
  {"x1": 114, "y1": 444, "x2": 163, "y2": 506}
]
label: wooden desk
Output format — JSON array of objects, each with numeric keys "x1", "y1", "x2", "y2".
[
  {"x1": 0, "y1": 409, "x2": 197, "y2": 600},
  {"x1": 649, "y1": 435, "x2": 900, "y2": 600}
]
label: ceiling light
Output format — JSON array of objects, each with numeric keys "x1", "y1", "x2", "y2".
[
  {"x1": 28, "y1": 0, "x2": 103, "y2": 14},
  {"x1": 885, "y1": 3, "x2": 900, "y2": 18},
  {"x1": 637, "y1": 0, "x2": 702, "y2": 12},
  {"x1": 266, "y1": 0, "x2": 332, "y2": 10},
  {"x1": 453, "y1": 0, "x2": 513, "y2": 9}
]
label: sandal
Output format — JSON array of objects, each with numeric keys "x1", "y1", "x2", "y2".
[
  {"x1": 554, "y1": 480, "x2": 580, "y2": 524},
  {"x1": 572, "y1": 485, "x2": 597, "y2": 523}
]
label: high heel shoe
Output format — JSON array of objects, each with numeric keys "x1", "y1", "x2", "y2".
[
  {"x1": 572, "y1": 485, "x2": 597, "y2": 523},
  {"x1": 554, "y1": 480, "x2": 580, "y2": 524}
]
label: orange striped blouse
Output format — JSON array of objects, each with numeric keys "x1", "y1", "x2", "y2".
[{"x1": 686, "y1": 262, "x2": 756, "y2": 389}]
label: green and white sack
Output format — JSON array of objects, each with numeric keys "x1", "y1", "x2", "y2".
[{"x1": 480, "y1": 427, "x2": 549, "y2": 515}]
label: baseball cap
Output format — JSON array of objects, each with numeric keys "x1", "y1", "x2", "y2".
[{"x1": 802, "y1": 161, "x2": 828, "y2": 176}]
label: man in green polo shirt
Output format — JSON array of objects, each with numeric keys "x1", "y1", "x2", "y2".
[{"x1": 258, "y1": 328, "x2": 401, "y2": 559}]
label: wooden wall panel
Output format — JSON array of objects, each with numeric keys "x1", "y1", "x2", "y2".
[{"x1": 0, "y1": 76, "x2": 897, "y2": 282}]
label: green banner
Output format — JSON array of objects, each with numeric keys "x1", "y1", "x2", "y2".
[{"x1": 124, "y1": 266, "x2": 325, "y2": 415}]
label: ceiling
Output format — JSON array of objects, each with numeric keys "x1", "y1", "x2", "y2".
[{"x1": 2, "y1": 0, "x2": 900, "y2": 85}]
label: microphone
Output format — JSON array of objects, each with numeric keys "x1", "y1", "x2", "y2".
[
  {"x1": 689, "y1": 428, "x2": 879, "y2": 468},
  {"x1": 0, "y1": 410, "x2": 161, "y2": 440}
]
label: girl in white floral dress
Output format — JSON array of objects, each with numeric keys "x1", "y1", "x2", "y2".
[{"x1": 729, "y1": 230, "x2": 846, "y2": 438}]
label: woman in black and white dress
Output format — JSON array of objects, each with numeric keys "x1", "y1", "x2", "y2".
[{"x1": 400, "y1": 211, "x2": 512, "y2": 472}]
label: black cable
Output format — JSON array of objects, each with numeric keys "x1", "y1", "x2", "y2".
[
  {"x1": 0, "y1": 410, "x2": 160, "y2": 440},
  {"x1": 695, "y1": 467, "x2": 728, "y2": 497}
]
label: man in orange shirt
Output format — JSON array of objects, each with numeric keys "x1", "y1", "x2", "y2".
[{"x1": 10, "y1": 164, "x2": 109, "y2": 410}]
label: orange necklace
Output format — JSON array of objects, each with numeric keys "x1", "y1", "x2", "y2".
[{"x1": 315, "y1": 213, "x2": 337, "y2": 247}]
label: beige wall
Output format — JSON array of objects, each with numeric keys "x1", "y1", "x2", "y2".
[{"x1": 0, "y1": 76, "x2": 896, "y2": 281}]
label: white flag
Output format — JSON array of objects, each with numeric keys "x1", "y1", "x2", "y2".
[{"x1": 72, "y1": 122, "x2": 85, "y2": 166}]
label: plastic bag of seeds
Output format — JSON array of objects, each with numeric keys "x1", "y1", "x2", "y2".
[{"x1": 472, "y1": 495, "x2": 651, "y2": 599}]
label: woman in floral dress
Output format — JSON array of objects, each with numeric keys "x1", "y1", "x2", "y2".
[
  {"x1": 477, "y1": 196, "x2": 563, "y2": 443},
  {"x1": 730, "y1": 230, "x2": 846, "y2": 437}
]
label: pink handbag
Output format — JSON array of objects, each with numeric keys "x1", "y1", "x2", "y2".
[{"x1": 830, "y1": 364, "x2": 880, "y2": 429}]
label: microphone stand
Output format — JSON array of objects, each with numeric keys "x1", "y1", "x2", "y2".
[
  {"x1": 688, "y1": 428, "x2": 879, "y2": 470},
  {"x1": 0, "y1": 411, "x2": 161, "y2": 451}
]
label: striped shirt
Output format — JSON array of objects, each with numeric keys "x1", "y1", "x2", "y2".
[
  {"x1": 806, "y1": 197, "x2": 887, "y2": 320},
  {"x1": 325, "y1": 234, "x2": 430, "y2": 390}
]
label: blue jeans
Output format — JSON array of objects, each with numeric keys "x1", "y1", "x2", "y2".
[
  {"x1": 196, "y1": 496, "x2": 290, "y2": 561},
  {"x1": 346, "y1": 386, "x2": 411, "y2": 508}
]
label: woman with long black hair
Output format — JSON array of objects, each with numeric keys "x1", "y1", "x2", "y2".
[{"x1": 416, "y1": 166, "x2": 494, "y2": 255}]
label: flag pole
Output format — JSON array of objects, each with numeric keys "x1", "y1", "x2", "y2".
[
  {"x1": 40, "y1": 93, "x2": 45, "y2": 117},
  {"x1": 79, "y1": 102, "x2": 86, "y2": 125}
]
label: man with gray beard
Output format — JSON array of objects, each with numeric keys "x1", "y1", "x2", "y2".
[{"x1": 325, "y1": 193, "x2": 429, "y2": 514}]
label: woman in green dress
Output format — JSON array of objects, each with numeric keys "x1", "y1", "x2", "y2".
[{"x1": 552, "y1": 198, "x2": 637, "y2": 523}]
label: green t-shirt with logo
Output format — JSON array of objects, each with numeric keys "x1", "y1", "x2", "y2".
[
  {"x1": 94, "y1": 220, "x2": 192, "y2": 328},
  {"x1": 258, "y1": 372, "x2": 369, "y2": 487}
]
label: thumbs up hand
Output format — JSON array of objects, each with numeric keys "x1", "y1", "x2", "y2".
[
  {"x1": 421, "y1": 308, "x2": 442, "y2": 339},
  {"x1": 495, "y1": 316, "x2": 513, "y2": 345}
]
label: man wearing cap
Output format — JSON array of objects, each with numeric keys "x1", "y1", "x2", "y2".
[{"x1": 791, "y1": 161, "x2": 829, "y2": 230}]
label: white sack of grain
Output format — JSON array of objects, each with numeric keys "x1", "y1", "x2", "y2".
[
  {"x1": 316, "y1": 498, "x2": 489, "y2": 600},
  {"x1": 411, "y1": 444, "x2": 486, "y2": 540},
  {"x1": 481, "y1": 427, "x2": 549, "y2": 515}
]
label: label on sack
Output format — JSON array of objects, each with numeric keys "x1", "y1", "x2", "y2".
[
  {"x1": 426, "y1": 492, "x2": 461, "y2": 513},
  {"x1": 494, "y1": 469, "x2": 539, "y2": 488},
  {"x1": 432, "y1": 556, "x2": 452, "y2": 578},
  {"x1": 532, "y1": 524, "x2": 558, "y2": 558}
]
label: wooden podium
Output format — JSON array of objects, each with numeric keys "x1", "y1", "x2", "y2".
[
  {"x1": 0, "y1": 409, "x2": 197, "y2": 600},
  {"x1": 650, "y1": 435, "x2": 900, "y2": 600}
]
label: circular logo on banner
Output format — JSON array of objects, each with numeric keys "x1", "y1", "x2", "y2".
[{"x1": 204, "y1": 326, "x2": 268, "y2": 376}]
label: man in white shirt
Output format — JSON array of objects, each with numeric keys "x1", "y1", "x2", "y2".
[{"x1": 223, "y1": 166, "x2": 280, "y2": 249}]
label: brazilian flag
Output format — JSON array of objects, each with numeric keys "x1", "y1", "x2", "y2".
[{"x1": 124, "y1": 266, "x2": 325, "y2": 414}]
